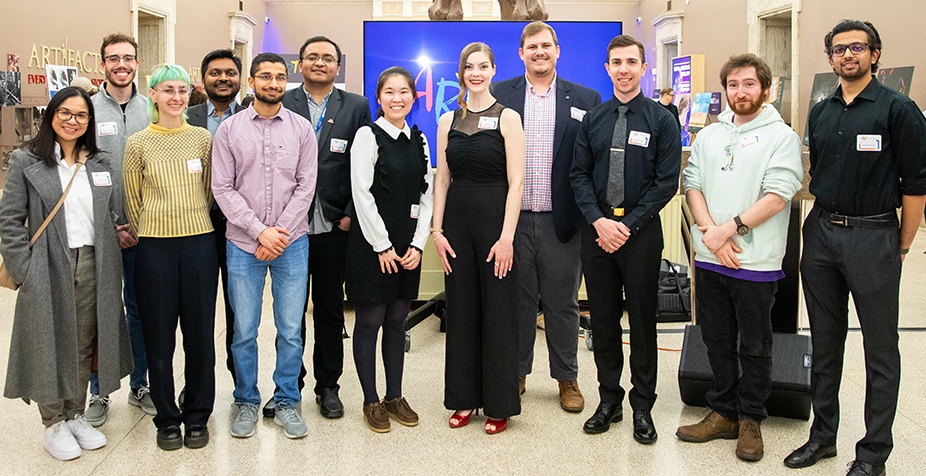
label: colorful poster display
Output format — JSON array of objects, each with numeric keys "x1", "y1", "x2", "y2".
[
  {"x1": 672, "y1": 55, "x2": 693, "y2": 145},
  {"x1": 45, "y1": 64, "x2": 78, "y2": 99}
]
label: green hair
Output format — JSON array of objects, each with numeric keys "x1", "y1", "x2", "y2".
[{"x1": 148, "y1": 63, "x2": 191, "y2": 123}]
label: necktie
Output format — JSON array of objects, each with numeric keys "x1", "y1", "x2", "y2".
[{"x1": 607, "y1": 105, "x2": 628, "y2": 208}]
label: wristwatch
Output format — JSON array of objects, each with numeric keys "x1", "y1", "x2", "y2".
[{"x1": 733, "y1": 215, "x2": 749, "y2": 236}]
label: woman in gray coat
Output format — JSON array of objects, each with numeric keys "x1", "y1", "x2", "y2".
[{"x1": 0, "y1": 87, "x2": 133, "y2": 461}]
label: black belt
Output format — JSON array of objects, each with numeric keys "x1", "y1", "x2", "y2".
[{"x1": 816, "y1": 207, "x2": 898, "y2": 229}]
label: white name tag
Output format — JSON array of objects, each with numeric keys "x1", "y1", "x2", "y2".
[
  {"x1": 571, "y1": 107, "x2": 587, "y2": 122},
  {"x1": 187, "y1": 159, "x2": 203, "y2": 174},
  {"x1": 410, "y1": 204, "x2": 420, "y2": 219},
  {"x1": 741, "y1": 135, "x2": 759, "y2": 148},
  {"x1": 330, "y1": 138, "x2": 348, "y2": 153},
  {"x1": 628, "y1": 130, "x2": 651, "y2": 147},
  {"x1": 98, "y1": 122, "x2": 117, "y2": 136},
  {"x1": 857, "y1": 134, "x2": 882, "y2": 152},
  {"x1": 91, "y1": 171, "x2": 112, "y2": 186},
  {"x1": 477, "y1": 116, "x2": 499, "y2": 130}
]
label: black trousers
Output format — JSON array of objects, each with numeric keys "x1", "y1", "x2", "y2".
[
  {"x1": 211, "y1": 207, "x2": 236, "y2": 385},
  {"x1": 801, "y1": 207, "x2": 901, "y2": 466},
  {"x1": 136, "y1": 234, "x2": 218, "y2": 430},
  {"x1": 580, "y1": 216, "x2": 662, "y2": 411},
  {"x1": 696, "y1": 268, "x2": 777, "y2": 422},
  {"x1": 305, "y1": 228, "x2": 349, "y2": 394}
]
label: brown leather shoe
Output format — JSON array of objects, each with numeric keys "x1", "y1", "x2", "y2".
[
  {"x1": 362, "y1": 402, "x2": 390, "y2": 433},
  {"x1": 736, "y1": 417, "x2": 764, "y2": 461},
  {"x1": 519, "y1": 375, "x2": 526, "y2": 396},
  {"x1": 382, "y1": 397, "x2": 419, "y2": 427},
  {"x1": 676, "y1": 410, "x2": 739, "y2": 442},
  {"x1": 558, "y1": 380, "x2": 585, "y2": 412}
]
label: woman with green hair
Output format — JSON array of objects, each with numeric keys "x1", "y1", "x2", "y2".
[{"x1": 123, "y1": 64, "x2": 217, "y2": 451}]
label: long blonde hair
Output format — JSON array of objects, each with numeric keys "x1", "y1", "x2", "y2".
[{"x1": 456, "y1": 42, "x2": 495, "y2": 118}]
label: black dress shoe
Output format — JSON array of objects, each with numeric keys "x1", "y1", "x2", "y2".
[
  {"x1": 316, "y1": 388, "x2": 344, "y2": 419},
  {"x1": 632, "y1": 410, "x2": 657, "y2": 444},
  {"x1": 583, "y1": 402, "x2": 623, "y2": 434},
  {"x1": 262, "y1": 396, "x2": 276, "y2": 418},
  {"x1": 783, "y1": 440, "x2": 837, "y2": 468},
  {"x1": 184, "y1": 424, "x2": 209, "y2": 449},
  {"x1": 156, "y1": 425, "x2": 183, "y2": 451},
  {"x1": 846, "y1": 460, "x2": 885, "y2": 476}
]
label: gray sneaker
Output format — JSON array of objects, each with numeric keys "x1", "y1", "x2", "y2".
[
  {"x1": 230, "y1": 403, "x2": 259, "y2": 438},
  {"x1": 128, "y1": 386, "x2": 157, "y2": 415},
  {"x1": 274, "y1": 404, "x2": 308, "y2": 439},
  {"x1": 84, "y1": 395, "x2": 110, "y2": 427}
]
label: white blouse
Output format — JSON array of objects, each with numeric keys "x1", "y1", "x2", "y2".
[{"x1": 55, "y1": 146, "x2": 95, "y2": 248}]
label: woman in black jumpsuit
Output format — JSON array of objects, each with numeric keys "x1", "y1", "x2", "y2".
[
  {"x1": 345, "y1": 67, "x2": 433, "y2": 433},
  {"x1": 431, "y1": 42, "x2": 525, "y2": 434}
]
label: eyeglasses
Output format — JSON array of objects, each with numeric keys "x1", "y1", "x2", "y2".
[
  {"x1": 104, "y1": 54, "x2": 137, "y2": 65},
  {"x1": 156, "y1": 87, "x2": 190, "y2": 97},
  {"x1": 254, "y1": 73, "x2": 289, "y2": 83},
  {"x1": 302, "y1": 54, "x2": 338, "y2": 66},
  {"x1": 829, "y1": 42, "x2": 870, "y2": 57},
  {"x1": 56, "y1": 108, "x2": 91, "y2": 124}
]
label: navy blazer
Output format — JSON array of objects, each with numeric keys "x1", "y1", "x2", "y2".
[
  {"x1": 186, "y1": 100, "x2": 242, "y2": 130},
  {"x1": 282, "y1": 86, "x2": 372, "y2": 222},
  {"x1": 492, "y1": 75, "x2": 601, "y2": 243}
]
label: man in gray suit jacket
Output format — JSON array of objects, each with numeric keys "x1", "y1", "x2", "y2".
[
  {"x1": 281, "y1": 36, "x2": 372, "y2": 420},
  {"x1": 492, "y1": 21, "x2": 601, "y2": 413},
  {"x1": 187, "y1": 49, "x2": 243, "y2": 386}
]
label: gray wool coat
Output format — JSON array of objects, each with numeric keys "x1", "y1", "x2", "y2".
[{"x1": 0, "y1": 148, "x2": 133, "y2": 403}]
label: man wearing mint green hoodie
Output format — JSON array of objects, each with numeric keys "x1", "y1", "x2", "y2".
[{"x1": 676, "y1": 54, "x2": 802, "y2": 462}]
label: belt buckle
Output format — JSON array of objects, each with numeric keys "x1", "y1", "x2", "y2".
[
  {"x1": 612, "y1": 207, "x2": 624, "y2": 217},
  {"x1": 829, "y1": 214, "x2": 848, "y2": 227}
]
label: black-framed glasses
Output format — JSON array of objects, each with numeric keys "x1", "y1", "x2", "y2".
[
  {"x1": 829, "y1": 42, "x2": 869, "y2": 56},
  {"x1": 254, "y1": 73, "x2": 288, "y2": 83},
  {"x1": 56, "y1": 108, "x2": 91, "y2": 124},
  {"x1": 302, "y1": 54, "x2": 338, "y2": 66},
  {"x1": 104, "y1": 54, "x2": 137, "y2": 64}
]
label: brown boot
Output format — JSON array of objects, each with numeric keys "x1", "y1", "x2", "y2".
[
  {"x1": 675, "y1": 410, "x2": 739, "y2": 442},
  {"x1": 736, "y1": 417, "x2": 764, "y2": 461},
  {"x1": 362, "y1": 402, "x2": 390, "y2": 433},
  {"x1": 519, "y1": 375, "x2": 526, "y2": 396},
  {"x1": 382, "y1": 397, "x2": 419, "y2": 427},
  {"x1": 558, "y1": 380, "x2": 585, "y2": 412}
]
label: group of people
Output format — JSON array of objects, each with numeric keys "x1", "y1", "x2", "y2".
[{"x1": 0, "y1": 18, "x2": 922, "y2": 476}]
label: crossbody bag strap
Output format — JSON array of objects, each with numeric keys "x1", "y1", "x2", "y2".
[{"x1": 28, "y1": 152, "x2": 87, "y2": 248}]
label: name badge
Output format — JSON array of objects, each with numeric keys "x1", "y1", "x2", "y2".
[
  {"x1": 628, "y1": 130, "x2": 650, "y2": 147},
  {"x1": 187, "y1": 159, "x2": 203, "y2": 174},
  {"x1": 410, "y1": 204, "x2": 420, "y2": 219},
  {"x1": 571, "y1": 107, "x2": 587, "y2": 122},
  {"x1": 330, "y1": 138, "x2": 348, "y2": 153},
  {"x1": 741, "y1": 135, "x2": 759, "y2": 148},
  {"x1": 91, "y1": 171, "x2": 112, "y2": 186},
  {"x1": 857, "y1": 134, "x2": 882, "y2": 152},
  {"x1": 98, "y1": 122, "x2": 117, "y2": 136},
  {"x1": 477, "y1": 116, "x2": 499, "y2": 130}
]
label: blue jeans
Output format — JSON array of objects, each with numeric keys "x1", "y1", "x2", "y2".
[
  {"x1": 90, "y1": 246, "x2": 148, "y2": 395},
  {"x1": 227, "y1": 235, "x2": 308, "y2": 406}
]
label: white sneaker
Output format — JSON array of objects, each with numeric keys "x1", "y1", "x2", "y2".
[
  {"x1": 43, "y1": 421, "x2": 81, "y2": 461},
  {"x1": 66, "y1": 416, "x2": 107, "y2": 450}
]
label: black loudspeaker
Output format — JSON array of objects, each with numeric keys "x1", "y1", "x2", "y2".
[{"x1": 678, "y1": 324, "x2": 813, "y2": 420}]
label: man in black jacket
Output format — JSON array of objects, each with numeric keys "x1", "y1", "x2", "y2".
[
  {"x1": 281, "y1": 36, "x2": 372, "y2": 419},
  {"x1": 492, "y1": 21, "x2": 600, "y2": 413}
]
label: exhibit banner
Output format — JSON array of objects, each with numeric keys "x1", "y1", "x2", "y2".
[
  {"x1": 672, "y1": 55, "x2": 693, "y2": 146},
  {"x1": 45, "y1": 64, "x2": 77, "y2": 99}
]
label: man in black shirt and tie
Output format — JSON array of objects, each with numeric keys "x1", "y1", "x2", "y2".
[
  {"x1": 784, "y1": 20, "x2": 926, "y2": 476},
  {"x1": 570, "y1": 35, "x2": 681, "y2": 444}
]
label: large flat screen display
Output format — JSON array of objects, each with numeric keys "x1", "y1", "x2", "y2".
[{"x1": 363, "y1": 21, "x2": 623, "y2": 165}]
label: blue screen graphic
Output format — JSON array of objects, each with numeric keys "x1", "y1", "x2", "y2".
[{"x1": 363, "y1": 21, "x2": 623, "y2": 165}]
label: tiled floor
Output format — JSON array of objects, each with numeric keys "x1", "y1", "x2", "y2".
[{"x1": 1, "y1": 230, "x2": 925, "y2": 475}]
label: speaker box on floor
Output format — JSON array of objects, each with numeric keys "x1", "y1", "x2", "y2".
[{"x1": 677, "y1": 324, "x2": 812, "y2": 420}]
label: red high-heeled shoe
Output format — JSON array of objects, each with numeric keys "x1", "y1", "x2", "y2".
[
  {"x1": 449, "y1": 409, "x2": 478, "y2": 428},
  {"x1": 484, "y1": 417, "x2": 508, "y2": 435}
]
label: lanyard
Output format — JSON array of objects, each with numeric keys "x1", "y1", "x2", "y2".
[{"x1": 313, "y1": 97, "x2": 328, "y2": 137}]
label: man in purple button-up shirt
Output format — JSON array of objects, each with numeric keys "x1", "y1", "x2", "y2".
[{"x1": 211, "y1": 53, "x2": 318, "y2": 439}]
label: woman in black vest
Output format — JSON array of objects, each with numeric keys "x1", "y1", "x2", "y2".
[{"x1": 345, "y1": 66, "x2": 432, "y2": 433}]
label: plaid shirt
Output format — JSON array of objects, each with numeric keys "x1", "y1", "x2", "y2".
[{"x1": 521, "y1": 77, "x2": 556, "y2": 212}]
